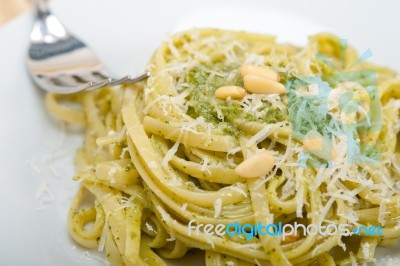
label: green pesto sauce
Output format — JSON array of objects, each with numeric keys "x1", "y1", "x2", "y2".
[{"x1": 185, "y1": 64, "x2": 288, "y2": 137}]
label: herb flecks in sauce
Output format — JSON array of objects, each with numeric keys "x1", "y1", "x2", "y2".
[{"x1": 185, "y1": 64, "x2": 288, "y2": 137}]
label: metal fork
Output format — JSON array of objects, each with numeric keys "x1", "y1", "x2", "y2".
[{"x1": 27, "y1": 0, "x2": 148, "y2": 94}]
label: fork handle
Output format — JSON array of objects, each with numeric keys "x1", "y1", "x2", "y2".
[{"x1": 34, "y1": 0, "x2": 50, "y2": 18}]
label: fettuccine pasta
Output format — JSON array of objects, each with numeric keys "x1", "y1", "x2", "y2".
[{"x1": 46, "y1": 29, "x2": 400, "y2": 265}]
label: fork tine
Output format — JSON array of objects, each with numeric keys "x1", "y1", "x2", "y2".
[
  {"x1": 109, "y1": 72, "x2": 149, "y2": 86},
  {"x1": 127, "y1": 72, "x2": 150, "y2": 83},
  {"x1": 84, "y1": 72, "x2": 150, "y2": 91},
  {"x1": 109, "y1": 75, "x2": 130, "y2": 86},
  {"x1": 84, "y1": 78, "x2": 113, "y2": 91}
]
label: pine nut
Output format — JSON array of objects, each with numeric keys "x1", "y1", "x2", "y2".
[
  {"x1": 303, "y1": 136, "x2": 337, "y2": 161},
  {"x1": 241, "y1": 64, "x2": 280, "y2": 82},
  {"x1": 234, "y1": 150, "x2": 275, "y2": 178},
  {"x1": 215, "y1": 86, "x2": 246, "y2": 99},
  {"x1": 332, "y1": 148, "x2": 337, "y2": 161},
  {"x1": 303, "y1": 138, "x2": 323, "y2": 151},
  {"x1": 243, "y1": 74, "x2": 286, "y2": 94}
]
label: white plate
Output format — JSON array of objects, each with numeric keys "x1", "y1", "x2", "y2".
[{"x1": 0, "y1": 0, "x2": 399, "y2": 265}]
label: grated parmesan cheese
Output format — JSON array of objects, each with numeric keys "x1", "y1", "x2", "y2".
[
  {"x1": 119, "y1": 147, "x2": 129, "y2": 159},
  {"x1": 205, "y1": 236, "x2": 215, "y2": 249},
  {"x1": 246, "y1": 125, "x2": 271, "y2": 148},
  {"x1": 296, "y1": 185, "x2": 304, "y2": 218},
  {"x1": 108, "y1": 166, "x2": 117, "y2": 179},
  {"x1": 281, "y1": 178, "x2": 295, "y2": 200},
  {"x1": 167, "y1": 40, "x2": 181, "y2": 58},
  {"x1": 81, "y1": 251, "x2": 110, "y2": 265},
  {"x1": 25, "y1": 158, "x2": 42, "y2": 173},
  {"x1": 200, "y1": 157, "x2": 211, "y2": 175},
  {"x1": 318, "y1": 197, "x2": 335, "y2": 224},
  {"x1": 338, "y1": 239, "x2": 346, "y2": 251},
  {"x1": 361, "y1": 242, "x2": 370, "y2": 259},
  {"x1": 181, "y1": 203, "x2": 188, "y2": 211},
  {"x1": 145, "y1": 222, "x2": 156, "y2": 234},
  {"x1": 44, "y1": 156, "x2": 61, "y2": 178},
  {"x1": 166, "y1": 233, "x2": 176, "y2": 242},
  {"x1": 378, "y1": 199, "x2": 389, "y2": 226},
  {"x1": 213, "y1": 198, "x2": 222, "y2": 218},
  {"x1": 36, "y1": 181, "x2": 54, "y2": 205},
  {"x1": 244, "y1": 53, "x2": 265, "y2": 65},
  {"x1": 148, "y1": 160, "x2": 158, "y2": 169},
  {"x1": 162, "y1": 141, "x2": 180, "y2": 168},
  {"x1": 226, "y1": 185, "x2": 247, "y2": 198}
]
